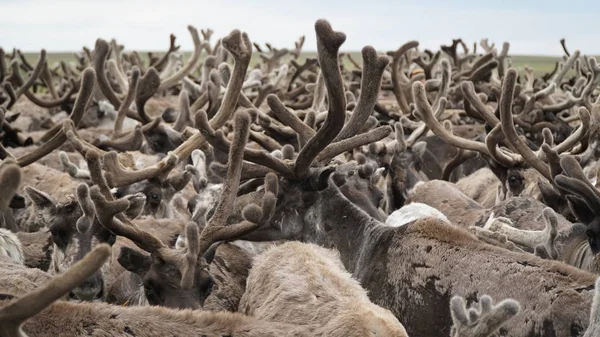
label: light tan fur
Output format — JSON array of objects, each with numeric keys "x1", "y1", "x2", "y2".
[
  {"x1": 456, "y1": 168, "x2": 500, "y2": 208},
  {"x1": 0, "y1": 228, "x2": 24, "y2": 264},
  {"x1": 239, "y1": 241, "x2": 408, "y2": 337}
]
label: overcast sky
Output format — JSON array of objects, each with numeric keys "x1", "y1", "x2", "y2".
[{"x1": 1, "y1": 0, "x2": 598, "y2": 55}]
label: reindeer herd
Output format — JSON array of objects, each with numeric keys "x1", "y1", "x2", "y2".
[{"x1": 1, "y1": 19, "x2": 600, "y2": 336}]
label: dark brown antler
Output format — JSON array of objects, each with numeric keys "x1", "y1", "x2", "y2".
[
  {"x1": 293, "y1": 19, "x2": 347, "y2": 178},
  {"x1": 150, "y1": 33, "x2": 181, "y2": 71},
  {"x1": 334, "y1": 46, "x2": 389, "y2": 142}
]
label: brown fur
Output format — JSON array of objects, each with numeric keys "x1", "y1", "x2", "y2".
[
  {"x1": 15, "y1": 230, "x2": 52, "y2": 271},
  {"x1": 204, "y1": 243, "x2": 253, "y2": 312},
  {"x1": 371, "y1": 217, "x2": 597, "y2": 336},
  {"x1": 5, "y1": 300, "x2": 312, "y2": 337}
]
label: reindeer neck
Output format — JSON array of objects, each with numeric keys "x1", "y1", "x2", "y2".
[{"x1": 315, "y1": 186, "x2": 394, "y2": 275}]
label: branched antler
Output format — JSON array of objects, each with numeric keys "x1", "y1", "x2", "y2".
[{"x1": 450, "y1": 294, "x2": 521, "y2": 337}]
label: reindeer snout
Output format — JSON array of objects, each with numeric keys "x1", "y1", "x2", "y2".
[{"x1": 71, "y1": 273, "x2": 103, "y2": 301}]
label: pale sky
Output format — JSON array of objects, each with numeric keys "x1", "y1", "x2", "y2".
[{"x1": 1, "y1": 0, "x2": 598, "y2": 55}]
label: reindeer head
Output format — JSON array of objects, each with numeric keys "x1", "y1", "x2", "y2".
[
  {"x1": 370, "y1": 122, "x2": 429, "y2": 212},
  {"x1": 24, "y1": 184, "x2": 144, "y2": 301}
]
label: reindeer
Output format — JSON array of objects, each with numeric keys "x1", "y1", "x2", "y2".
[{"x1": 240, "y1": 241, "x2": 409, "y2": 337}]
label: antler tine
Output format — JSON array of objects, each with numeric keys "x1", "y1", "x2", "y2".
[
  {"x1": 159, "y1": 25, "x2": 203, "y2": 91},
  {"x1": 60, "y1": 151, "x2": 90, "y2": 179},
  {"x1": 0, "y1": 159, "x2": 21, "y2": 212},
  {"x1": 433, "y1": 59, "x2": 451, "y2": 110},
  {"x1": 388, "y1": 40, "x2": 419, "y2": 114},
  {"x1": 93, "y1": 39, "x2": 122, "y2": 108},
  {"x1": 293, "y1": 19, "x2": 347, "y2": 178},
  {"x1": 554, "y1": 175, "x2": 600, "y2": 211},
  {"x1": 485, "y1": 125, "x2": 521, "y2": 167},
  {"x1": 90, "y1": 185, "x2": 166, "y2": 253},
  {"x1": 267, "y1": 94, "x2": 315, "y2": 146},
  {"x1": 114, "y1": 67, "x2": 141, "y2": 135},
  {"x1": 413, "y1": 81, "x2": 490, "y2": 155},
  {"x1": 150, "y1": 33, "x2": 180, "y2": 70},
  {"x1": 135, "y1": 67, "x2": 161, "y2": 124},
  {"x1": 75, "y1": 184, "x2": 96, "y2": 234},
  {"x1": 316, "y1": 126, "x2": 392, "y2": 164},
  {"x1": 197, "y1": 111, "x2": 255, "y2": 254},
  {"x1": 16, "y1": 67, "x2": 96, "y2": 167},
  {"x1": 103, "y1": 150, "x2": 179, "y2": 188},
  {"x1": 0, "y1": 244, "x2": 111, "y2": 336},
  {"x1": 14, "y1": 49, "x2": 46, "y2": 98},
  {"x1": 180, "y1": 221, "x2": 200, "y2": 290},
  {"x1": 63, "y1": 120, "x2": 107, "y2": 158},
  {"x1": 461, "y1": 81, "x2": 500, "y2": 127},
  {"x1": 334, "y1": 46, "x2": 389, "y2": 142},
  {"x1": 174, "y1": 90, "x2": 192, "y2": 132},
  {"x1": 195, "y1": 110, "x2": 294, "y2": 177},
  {"x1": 2, "y1": 82, "x2": 17, "y2": 109},
  {"x1": 98, "y1": 126, "x2": 144, "y2": 152},
  {"x1": 499, "y1": 69, "x2": 552, "y2": 181},
  {"x1": 553, "y1": 106, "x2": 591, "y2": 154},
  {"x1": 554, "y1": 155, "x2": 600, "y2": 206},
  {"x1": 395, "y1": 122, "x2": 407, "y2": 152},
  {"x1": 450, "y1": 295, "x2": 521, "y2": 337}
]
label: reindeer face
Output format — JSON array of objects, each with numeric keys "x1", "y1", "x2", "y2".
[
  {"x1": 385, "y1": 143, "x2": 428, "y2": 211},
  {"x1": 25, "y1": 186, "x2": 116, "y2": 301},
  {"x1": 116, "y1": 179, "x2": 176, "y2": 219},
  {"x1": 271, "y1": 166, "x2": 385, "y2": 241},
  {"x1": 489, "y1": 164, "x2": 544, "y2": 201},
  {"x1": 118, "y1": 246, "x2": 215, "y2": 309}
]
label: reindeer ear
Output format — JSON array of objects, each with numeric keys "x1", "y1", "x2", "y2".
[
  {"x1": 566, "y1": 195, "x2": 595, "y2": 225},
  {"x1": 412, "y1": 141, "x2": 427, "y2": 158},
  {"x1": 24, "y1": 186, "x2": 56, "y2": 209},
  {"x1": 487, "y1": 160, "x2": 508, "y2": 185},
  {"x1": 118, "y1": 247, "x2": 152, "y2": 276},
  {"x1": 202, "y1": 242, "x2": 221, "y2": 265},
  {"x1": 538, "y1": 180, "x2": 562, "y2": 210}
]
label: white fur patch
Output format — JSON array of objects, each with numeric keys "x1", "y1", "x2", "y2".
[
  {"x1": 0, "y1": 229, "x2": 24, "y2": 264},
  {"x1": 406, "y1": 181, "x2": 425, "y2": 199},
  {"x1": 385, "y1": 203, "x2": 451, "y2": 227}
]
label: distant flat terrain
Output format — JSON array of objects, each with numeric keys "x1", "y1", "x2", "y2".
[{"x1": 18, "y1": 51, "x2": 592, "y2": 77}]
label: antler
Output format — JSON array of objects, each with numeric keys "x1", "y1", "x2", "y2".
[
  {"x1": 0, "y1": 244, "x2": 111, "y2": 337},
  {"x1": 450, "y1": 294, "x2": 521, "y2": 337},
  {"x1": 92, "y1": 110, "x2": 276, "y2": 291},
  {"x1": 484, "y1": 208, "x2": 559, "y2": 259},
  {"x1": 8, "y1": 68, "x2": 96, "y2": 167},
  {"x1": 100, "y1": 29, "x2": 252, "y2": 187}
]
